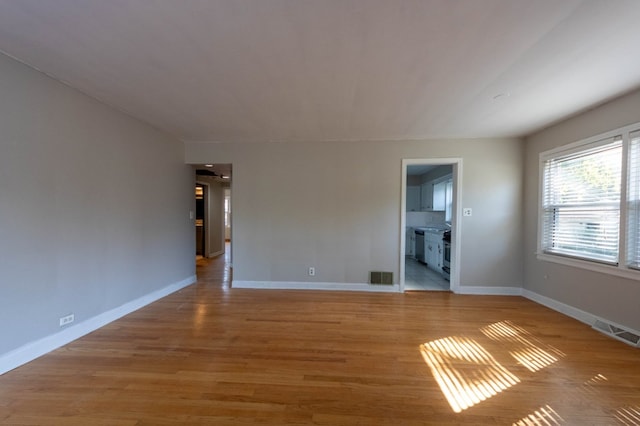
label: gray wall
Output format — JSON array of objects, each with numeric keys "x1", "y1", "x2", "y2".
[
  {"x1": 185, "y1": 138, "x2": 524, "y2": 289},
  {"x1": 0, "y1": 53, "x2": 195, "y2": 356},
  {"x1": 524, "y1": 88, "x2": 640, "y2": 332}
]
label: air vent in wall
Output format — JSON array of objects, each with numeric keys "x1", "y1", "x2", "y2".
[
  {"x1": 370, "y1": 271, "x2": 393, "y2": 285},
  {"x1": 592, "y1": 319, "x2": 640, "y2": 347}
]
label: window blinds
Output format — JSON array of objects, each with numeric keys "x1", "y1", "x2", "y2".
[
  {"x1": 542, "y1": 137, "x2": 622, "y2": 264},
  {"x1": 626, "y1": 130, "x2": 640, "y2": 268}
]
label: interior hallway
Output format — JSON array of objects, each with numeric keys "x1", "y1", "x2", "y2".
[{"x1": 0, "y1": 252, "x2": 639, "y2": 424}]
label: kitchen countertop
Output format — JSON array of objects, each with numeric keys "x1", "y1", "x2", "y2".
[{"x1": 413, "y1": 225, "x2": 448, "y2": 234}]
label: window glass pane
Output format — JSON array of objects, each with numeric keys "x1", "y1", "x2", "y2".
[
  {"x1": 542, "y1": 137, "x2": 622, "y2": 263},
  {"x1": 626, "y1": 130, "x2": 640, "y2": 267}
]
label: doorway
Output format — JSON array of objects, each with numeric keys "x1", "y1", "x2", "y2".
[
  {"x1": 224, "y1": 187, "x2": 232, "y2": 266},
  {"x1": 400, "y1": 158, "x2": 461, "y2": 293},
  {"x1": 195, "y1": 183, "x2": 207, "y2": 258},
  {"x1": 194, "y1": 164, "x2": 232, "y2": 261}
]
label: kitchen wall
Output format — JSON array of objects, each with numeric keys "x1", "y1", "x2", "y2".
[
  {"x1": 406, "y1": 211, "x2": 445, "y2": 227},
  {"x1": 420, "y1": 165, "x2": 452, "y2": 185},
  {"x1": 185, "y1": 137, "x2": 524, "y2": 290},
  {"x1": 524, "y1": 87, "x2": 640, "y2": 332},
  {"x1": 0, "y1": 52, "x2": 195, "y2": 372}
]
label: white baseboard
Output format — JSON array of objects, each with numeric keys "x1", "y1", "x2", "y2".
[
  {"x1": 208, "y1": 249, "x2": 224, "y2": 258},
  {"x1": 455, "y1": 285, "x2": 523, "y2": 296},
  {"x1": 521, "y1": 288, "x2": 596, "y2": 326},
  {"x1": 0, "y1": 275, "x2": 197, "y2": 376},
  {"x1": 232, "y1": 280, "x2": 400, "y2": 293}
]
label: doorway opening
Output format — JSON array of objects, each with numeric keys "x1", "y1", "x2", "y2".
[
  {"x1": 195, "y1": 183, "x2": 207, "y2": 259},
  {"x1": 400, "y1": 158, "x2": 461, "y2": 293},
  {"x1": 224, "y1": 187, "x2": 232, "y2": 267},
  {"x1": 194, "y1": 164, "x2": 232, "y2": 262}
]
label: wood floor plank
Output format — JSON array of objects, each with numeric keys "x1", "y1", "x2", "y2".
[{"x1": 1, "y1": 253, "x2": 639, "y2": 425}]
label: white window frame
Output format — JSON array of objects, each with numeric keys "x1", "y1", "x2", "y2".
[{"x1": 537, "y1": 121, "x2": 640, "y2": 281}]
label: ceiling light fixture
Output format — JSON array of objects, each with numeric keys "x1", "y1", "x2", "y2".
[{"x1": 204, "y1": 164, "x2": 213, "y2": 167}]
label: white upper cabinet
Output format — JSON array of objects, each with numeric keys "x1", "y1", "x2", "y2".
[
  {"x1": 406, "y1": 165, "x2": 453, "y2": 212},
  {"x1": 420, "y1": 183, "x2": 433, "y2": 210},
  {"x1": 406, "y1": 186, "x2": 421, "y2": 211}
]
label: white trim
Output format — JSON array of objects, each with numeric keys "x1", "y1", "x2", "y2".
[
  {"x1": 455, "y1": 286, "x2": 522, "y2": 296},
  {"x1": 451, "y1": 161, "x2": 462, "y2": 294},
  {"x1": 195, "y1": 180, "x2": 210, "y2": 257},
  {"x1": 536, "y1": 120, "x2": 640, "y2": 278},
  {"x1": 525, "y1": 288, "x2": 640, "y2": 342},
  {"x1": 0, "y1": 275, "x2": 197, "y2": 376},
  {"x1": 232, "y1": 280, "x2": 400, "y2": 293},
  {"x1": 208, "y1": 249, "x2": 224, "y2": 258},
  {"x1": 400, "y1": 158, "x2": 463, "y2": 294},
  {"x1": 522, "y1": 288, "x2": 597, "y2": 326},
  {"x1": 540, "y1": 122, "x2": 640, "y2": 159},
  {"x1": 536, "y1": 252, "x2": 640, "y2": 281}
]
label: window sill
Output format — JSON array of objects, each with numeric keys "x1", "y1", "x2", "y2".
[{"x1": 536, "y1": 252, "x2": 640, "y2": 281}]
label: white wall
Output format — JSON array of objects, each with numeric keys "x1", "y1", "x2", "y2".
[
  {"x1": 524, "y1": 88, "x2": 640, "y2": 332},
  {"x1": 185, "y1": 138, "x2": 524, "y2": 290},
  {"x1": 0, "y1": 52, "x2": 195, "y2": 370}
]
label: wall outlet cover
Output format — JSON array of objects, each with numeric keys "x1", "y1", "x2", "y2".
[{"x1": 59, "y1": 314, "x2": 75, "y2": 327}]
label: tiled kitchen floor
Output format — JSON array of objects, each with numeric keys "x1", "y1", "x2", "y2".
[{"x1": 404, "y1": 257, "x2": 450, "y2": 291}]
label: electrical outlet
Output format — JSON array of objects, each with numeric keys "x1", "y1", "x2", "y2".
[
  {"x1": 308, "y1": 267, "x2": 315, "y2": 276},
  {"x1": 59, "y1": 314, "x2": 74, "y2": 327},
  {"x1": 463, "y1": 208, "x2": 473, "y2": 217}
]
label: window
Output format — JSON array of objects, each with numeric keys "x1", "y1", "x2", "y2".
[
  {"x1": 445, "y1": 179, "x2": 453, "y2": 223},
  {"x1": 627, "y1": 130, "x2": 640, "y2": 268},
  {"x1": 541, "y1": 137, "x2": 622, "y2": 264},
  {"x1": 224, "y1": 189, "x2": 231, "y2": 228},
  {"x1": 433, "y1": 175, "x2": 453, "y2": 221},
  {"x1": 539, "y1": 123, "x2": 640, "y2": 275}
]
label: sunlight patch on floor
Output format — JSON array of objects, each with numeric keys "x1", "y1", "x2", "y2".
[
  {"x1": 580, "y1": 373, "x2": 608, "y2": 396},
  {"x1": 513, "y1": 405, "x2": 564, "y2": 425},
  {"x1": 420, "y1": 336, "x2": 520, "y2": 413},
  {"x1": 480, "y1": 321, "x2": 565, "y2": 372},
  {"x1": 615, "y1": 406, "x2": 640, "y2": 425}
]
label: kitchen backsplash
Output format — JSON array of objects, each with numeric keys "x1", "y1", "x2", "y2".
[{"x1": 406, "y1": 211, "x2": 446, "y2": 227}]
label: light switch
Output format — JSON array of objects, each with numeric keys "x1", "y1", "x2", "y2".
[
  {"x1": 463, "y1": 208, "x2": 472, "y2": 217},
  {"x1": 189, "y1": 211, "x2": 194, "y2": 220}
]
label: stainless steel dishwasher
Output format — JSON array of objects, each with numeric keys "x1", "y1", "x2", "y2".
[{"x1": 415, "y1": 228, "x2": 425, "y2": 263}]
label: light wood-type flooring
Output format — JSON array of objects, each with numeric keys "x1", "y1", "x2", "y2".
[{"x1": 1, "y1": 251, "x2": 639, "y2": 425}]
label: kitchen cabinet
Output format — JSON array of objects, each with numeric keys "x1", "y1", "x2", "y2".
[
  {"x1": 420, "y1": 183, "x2": 433, "y2": 210},
  {"x1": 406, "y1": 186, "x2": 421, "y2": 211},
  {"x1": 405, "y1": 228, "x2": 416, "y2": 257},
  {"x1": 407, "y1": 174, "x2": 451, "y2": 213},
  {"x1": 425, "y1": 231, "x2": 443, "y2": 273}
]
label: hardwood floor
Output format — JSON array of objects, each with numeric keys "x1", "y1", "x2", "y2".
[{"x1": 1, "y1": 252, "x2": 639, "y2": 425}]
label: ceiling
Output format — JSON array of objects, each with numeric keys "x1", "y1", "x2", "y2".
[
  {"x1": 1, "y1": 0, "x2": 640, "y2": 143},
  {"x1": 195, "y1": 163, "x2": 232, "y2": 181}
]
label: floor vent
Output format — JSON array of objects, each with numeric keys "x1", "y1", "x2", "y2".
[
  {"x1": 370, "y1": 271, "x2": 393, "y2": 285},
  {"x1": 592, "y1": 320, "x2": 640, "y2": 347}
]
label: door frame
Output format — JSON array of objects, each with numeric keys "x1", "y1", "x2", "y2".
[
  {"x1": 400, "y1": 158, "x2": 463, "y2": 293},
  {"x1": 195, "y1": 181, "x2": 209, "y2": 257}
]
